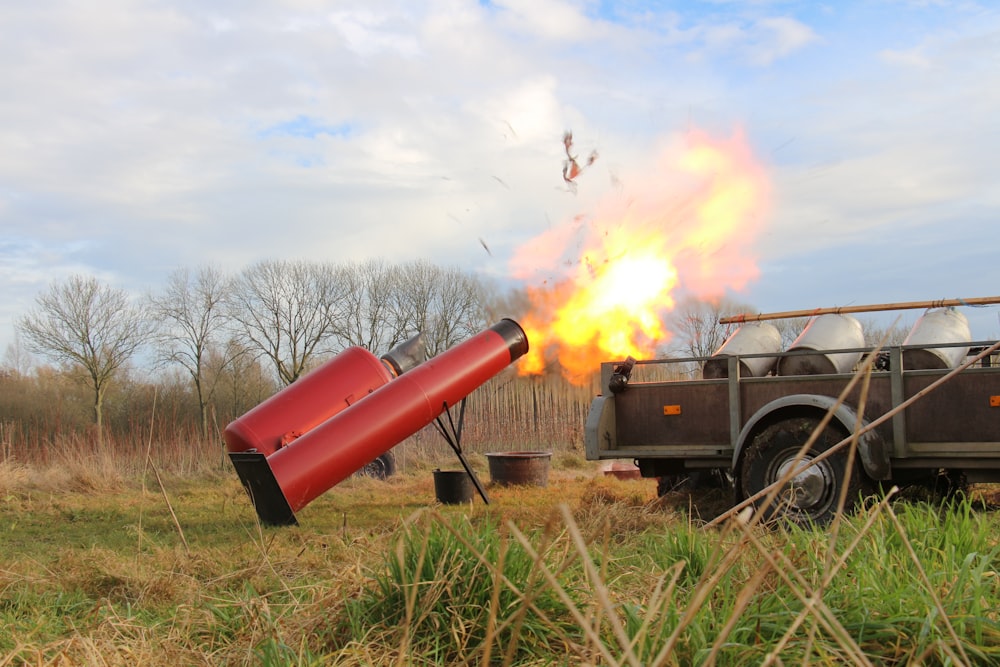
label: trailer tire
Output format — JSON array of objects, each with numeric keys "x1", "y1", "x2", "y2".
[
  {"x1": 357, "y1": 452, "x2": 397, "y2": 480},
  {"x1": 739, "y1": 417, "x2": 866, "y2": 526}
]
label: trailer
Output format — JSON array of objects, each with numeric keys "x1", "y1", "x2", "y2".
[{"x1": 585, "y1": 304, "x2": 1000, "y2": 524}]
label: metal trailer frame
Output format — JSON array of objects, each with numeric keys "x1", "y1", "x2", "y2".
[{"x1": 585, "y1": 340, "x2": 1000, "y2": 486}]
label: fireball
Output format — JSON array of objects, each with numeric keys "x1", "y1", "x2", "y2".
[{"x1": 512, "y1": 128, "x2": 769, "y2": 383}]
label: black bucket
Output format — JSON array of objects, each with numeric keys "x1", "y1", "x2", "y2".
[
  {"x1": 433, "y1": 469, "x2": 475, "y2": 504},
  {"x1": 485, "y1": 451, "x2": 551, "y2": 487}
]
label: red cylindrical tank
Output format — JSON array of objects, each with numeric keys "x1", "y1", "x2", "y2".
[
  {"x1": 267, "y1": 319, "x2": 528, "y2": 512},
  {"x1": 223, "y1": 346, "x2": 395, "y2": 456}
]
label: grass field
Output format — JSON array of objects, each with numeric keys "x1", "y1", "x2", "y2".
[{"x1": 1, "y1": 452, "x2": 999, "y2": 666}]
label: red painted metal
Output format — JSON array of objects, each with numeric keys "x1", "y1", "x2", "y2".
[
  {"x1": 223, "y1": 346, "x2": 394, "y2": 457},
  {"x1": 266, "y1": 319, "x2": 528, "y2": 513}
]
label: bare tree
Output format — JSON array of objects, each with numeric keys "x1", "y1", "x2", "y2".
[
  {"x1": 205, "y1": 337, "x2": 278, "y2": 422},
  {"x1": 667, "y1": 296, "x2": 758, "y2": 361},
  {"x1": 149, "y1": 266, "x2": 232, "y2": 439},
  {"x1": 773, "y1": 317, "x2": 811, "y2": 348},
  {"x1": 227, "y1": 260, "x2": 345, "y2": 385},
  {"x1": 429, "y1": 267, "x2": 492, "y2": 354},
  {"x1": 394, "y1": 261, "x2": 491, "y2": 356},
  {"x1": 17, "y1": 275, "x2": 151, "y2": 440},
  {"x1": 394, "y1": 259, "x2": 437, "y2": 342},
  {"x1": 336, "y1": 259, "x2": 409, "y2": 353},
  {"x1": 2, "y1": 332, "x2": 34, "y2": 377},
  {"x1": 858, "y1": 316, "x2": 911, "y2": 347}
]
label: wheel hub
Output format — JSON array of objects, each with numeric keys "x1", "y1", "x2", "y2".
[{"x1": 775, "y1": 456, "x2": 832, "y2": 510}]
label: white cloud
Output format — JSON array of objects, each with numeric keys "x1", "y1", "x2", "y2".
[
  {"x1": 681, "y1": 13, "x2": 818, "y2": 66},
  {"x1": 491, "y1": 0, "x2": 600, "y2": 42},
  {"x1": 0, "y1": 0, "x2": 999, "y2": 350},
  {"x1": 328, "y1": 8, "x2": 423, "y2": 56},
  {"x1": 468, "y1": 76, "x2": 564, "y2": 144},
  {"x1": 879, "y1": 46, "x2": 932, "y2": 68},
  {"x1": 749, "y1": 16, "x2": 819, "y2": 65}
]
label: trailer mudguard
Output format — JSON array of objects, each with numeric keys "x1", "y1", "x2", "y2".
[
  {"x1": 584, "y1": 395, "x2": 615, "y2": 459},
  {"x1": 732, "y1": 394, "x2": 890, "y2": 481}
]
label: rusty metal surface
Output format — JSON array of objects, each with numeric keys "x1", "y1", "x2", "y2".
[
  {"x1": 486, "y1": 451, "x2": 551, "y2": 487},
  {"x1": 738, "y1": 375, "x2": 893, "y2": 425},
  {"x1": 615, "y1": 380, "x2": 730, "y2": 448},
  {"x1": 902, "y1": 369, "x2": 1000, "y2": 444},
  {"x1": 608, "y1": 363, "x2": 1000, "y2": 462}
]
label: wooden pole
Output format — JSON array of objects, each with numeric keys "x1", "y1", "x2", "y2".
[{"x1": 718, "y1": 296, "x2": 1000, "y2": 325}]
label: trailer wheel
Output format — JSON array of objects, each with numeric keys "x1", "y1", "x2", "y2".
[
  {"x1": 739, "y1": 417, "x2": 865, "y2": 526},
  {"x1": 357, "y1": 452, "x2": 397, "y2": 480}
]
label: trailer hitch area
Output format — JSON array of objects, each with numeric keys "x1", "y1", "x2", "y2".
[{"x1": 609, "y1": 356, "x2": 637, "y2": 394}]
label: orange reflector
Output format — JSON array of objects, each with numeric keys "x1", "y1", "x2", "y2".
[
  {"x1": 663, "y1": 405, "x2": 681, "y2": 416},
  {"x1": 991, "y1": 396, "x2": 1000, "y2": 407}
]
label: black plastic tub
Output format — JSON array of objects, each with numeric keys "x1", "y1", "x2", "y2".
[{"x1": 433, "y1": 469, "x2": 476, "y2": 504}]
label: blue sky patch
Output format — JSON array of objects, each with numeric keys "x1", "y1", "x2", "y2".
[{"x1": 259, "y1": 115, "x2": 354, "y2": 140}]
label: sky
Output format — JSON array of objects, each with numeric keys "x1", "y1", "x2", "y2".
[{"x1": 2, "y1": 0, "x2": 999, "y2": 361}]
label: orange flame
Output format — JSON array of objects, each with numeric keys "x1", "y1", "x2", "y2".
[{"x1": 511, "y1": 128, "x2": 769, "y2": 383}]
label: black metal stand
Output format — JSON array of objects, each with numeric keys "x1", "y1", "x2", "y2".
[{"x1": 432, "y1": 398, "x2": 490, "y2": 504}]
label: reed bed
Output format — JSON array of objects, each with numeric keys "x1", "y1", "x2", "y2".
[{"x1": 0, "y1": 371, "x2": 596, "y2": 478}]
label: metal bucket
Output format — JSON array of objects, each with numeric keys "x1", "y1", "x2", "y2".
[
  {"x1": 777, "y1": 314, "x2": 864, "y2": 376},
  {"x1": 433, "y1": 470, "x2": 476, "y2": 504},
  {"x1": 486, "y1": 451, "x2": 551, "y2": 487},
  {"x1": 702, "y1": 322, "x2": 782, "y2": 379},
  {"x1": 902, "y1": 308, "x2": 971, "y2": 370}
]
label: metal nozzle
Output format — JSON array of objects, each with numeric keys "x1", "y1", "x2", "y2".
[{"x1": 381, "y1": 332, "x2": 427, "y2": 376}]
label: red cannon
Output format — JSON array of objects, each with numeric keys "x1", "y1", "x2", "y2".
[
  {"x1": 224, "y1": 333, "x2": 426, "y2": 457},
  {"x1": 226, "y1": 319, "x2": 529, "y2": 525}
]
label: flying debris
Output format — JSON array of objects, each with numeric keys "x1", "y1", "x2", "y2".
[
  {"x1": 502, "y1": 120, "x2": 518, "y2": 140},
  {"x1": 562, "y1": 131, "x2": 598, "y2": 190}
]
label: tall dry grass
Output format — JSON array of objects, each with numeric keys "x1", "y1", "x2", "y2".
[
  {"x1": 1, "y1": 429, "x2": 998, "y2": 665},
  {"x1": 293, "y1": 484, "x2": 1000, "y2": 665},
  {"x1": 1, "y1": 369, "x2": 596, "y2": 487}
]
